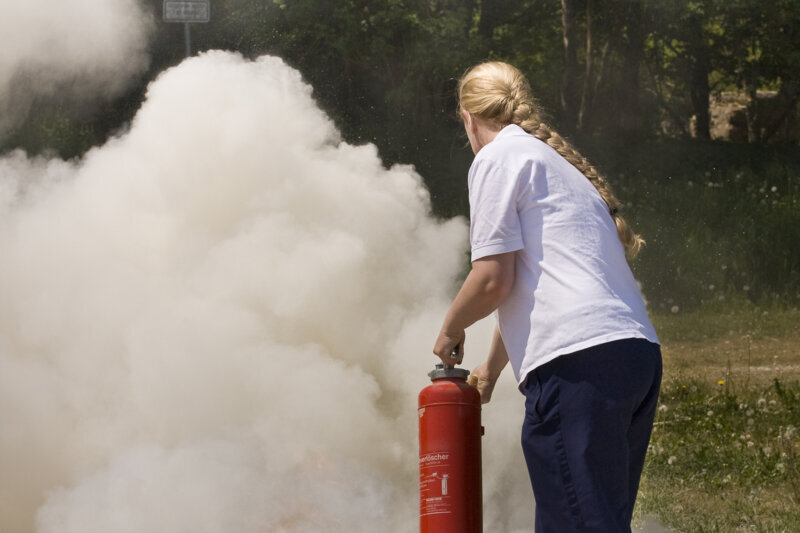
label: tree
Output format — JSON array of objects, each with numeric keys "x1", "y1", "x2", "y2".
[
  {"x1": 646, "y1": 0, "x2": 719, "y2": 139},
  {"x1": 560, "y1": 0, "x2": 581, "y2": 129},
  {"x1": 715, "y1": 0, "x2": 800, "y2": 142}
]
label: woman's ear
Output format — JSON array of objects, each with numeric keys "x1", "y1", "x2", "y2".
[
  {"x1": 460, "y1": 109, "x2": 481, "y2": 154},
  {"x1": 460, "y1": 109, "x2": 472, "y2": 128}
]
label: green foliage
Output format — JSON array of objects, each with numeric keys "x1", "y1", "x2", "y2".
[
  {"x1": 2, "y1": 106, "x2": 99, "y2": 159},
  {"x1": 575, "y1": 137, "x2": 800, "y2": 311},
  {"x1": 476, "y1": 0, "x2": 564, "y2": 116}
]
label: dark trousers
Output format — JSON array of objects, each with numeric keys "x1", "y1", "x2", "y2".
[{"x1": 521, "y1": 338, "x2": 662, "y2": 533}]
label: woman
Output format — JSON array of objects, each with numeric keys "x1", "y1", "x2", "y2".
[{"x1": 432, "y1": 61, "x2": 661, "y2": 532}]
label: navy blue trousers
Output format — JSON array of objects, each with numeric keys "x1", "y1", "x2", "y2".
[{"x1": 521, "y1": 338, "x2": 662, "y2": 533}]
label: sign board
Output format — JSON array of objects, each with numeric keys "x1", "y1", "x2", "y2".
[{"x1": 163, "y1": 1, "x2": 210, "y2": 23}]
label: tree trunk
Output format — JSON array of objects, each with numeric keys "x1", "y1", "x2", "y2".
[
  {"x1": 616, "y1": 0, "x2": 645, "y2": 137},
  {"x1": 741, "y1": 32, "x2": 762, "y2": 142},
  {"x1": 560, "y1": 0, "x2": 580, "y2": 130},
  {"x1": 763, "y1": 78, "x2": 800, "y2": 143},
  {"x1": 690, "y1": 46, "x2": 711, "y2": 140},
  {"x1": 745, "y1": 78, "x2": 761, "y2": 143},
  {"x1": 577, "y1": 0, "x2": 594, "y2": 132}
]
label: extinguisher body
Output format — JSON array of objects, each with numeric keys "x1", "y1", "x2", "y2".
[{"x1": 418, "y1": 364, "x2": 482, "y2": 533}]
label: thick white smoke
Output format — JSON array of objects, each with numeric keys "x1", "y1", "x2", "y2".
[
  {"x1": 0, "y1": 49, "x2": 671, "y2": 532},
  {"x1": 0, "y1": 51, "x2": 540, "y2": 532},
  {"x1": 0, "y1": 0, "x2": 152, "y2": 137}
]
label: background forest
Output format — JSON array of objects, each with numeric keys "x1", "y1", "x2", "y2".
[{"x1": 3, "y1": 0, "x2": 799, "y2": 312}]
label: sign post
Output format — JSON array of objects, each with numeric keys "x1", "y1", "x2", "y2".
[{"x1": 163, "y1": 1, "x2": 211, "y2": 57}]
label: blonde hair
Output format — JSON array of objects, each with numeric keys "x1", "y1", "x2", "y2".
[{"x1": 458, "y1": 61, "x2": 644, "y2": 258}]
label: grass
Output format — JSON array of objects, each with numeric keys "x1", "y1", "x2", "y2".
[
  {"x1": 654, "y1": 301, "x2": 800, "y2": 344},
  {"x1": 634, "y1": 306, "x2": 800, "y2": 532}
]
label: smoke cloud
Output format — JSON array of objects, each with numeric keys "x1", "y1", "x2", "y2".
[
  {"x1": 0, "y1": 51, "x2": 540, "y2": 532},
  {"x1": 0, "y1": 0, "x2": 152, "y2": 137},
  {"x1": 0, "y1": 49, "x2": 671, "y2": 532}
]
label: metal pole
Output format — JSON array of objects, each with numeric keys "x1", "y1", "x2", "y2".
[{"x1": 184, "y1": 22, "x2": 192, "y2": 57}]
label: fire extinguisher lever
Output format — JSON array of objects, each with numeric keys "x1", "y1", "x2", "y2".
[{"x1": 441, "y1": 348, "x2": 462, "y2": 369}]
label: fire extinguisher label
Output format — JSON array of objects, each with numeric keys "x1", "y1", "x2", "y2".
[{"x1": 419, "y1": 451, "x2": 452, "y2": 516}]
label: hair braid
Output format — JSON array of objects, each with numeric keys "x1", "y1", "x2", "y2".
[{"x1": 458, "y1": 61, "x2": 644, "y2": 258}]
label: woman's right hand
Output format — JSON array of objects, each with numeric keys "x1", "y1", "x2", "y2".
[
  {"x1": 433, "y1": 328, "x2": 465, "y2": 366},
  {"x1": 469, "y1": 362, "x2": 498, "y2": 404}
]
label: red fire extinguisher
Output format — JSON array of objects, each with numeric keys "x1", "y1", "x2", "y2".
[{"x1": 418, "y1": 363, "x2": 483, "y2": 533}]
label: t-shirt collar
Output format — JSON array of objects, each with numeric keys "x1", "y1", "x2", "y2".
[{"x1": 494, "y1": 123, "x2": 527, "y2": 142}]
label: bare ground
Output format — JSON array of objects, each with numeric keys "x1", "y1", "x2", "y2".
[{"x1": 662, "y1": 333, "x2": 800, "y2": 386}]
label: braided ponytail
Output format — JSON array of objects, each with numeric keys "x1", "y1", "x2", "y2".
[{"x1": 458, "y1": 62, "x2": 644, "y2": 258}]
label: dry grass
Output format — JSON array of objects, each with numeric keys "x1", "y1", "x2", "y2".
[{"x1": 663, "y1": 334, "x2": 800, "y2": 387}]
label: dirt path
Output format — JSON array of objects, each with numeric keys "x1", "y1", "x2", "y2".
[{"x1": 662, "y1": 333, "x2": 800, "y2": 386}]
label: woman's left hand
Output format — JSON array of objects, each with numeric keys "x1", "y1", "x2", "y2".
[
  {"x1": 468, "y1": 362, "x2": 498, "y2": 404},
  {"x1": 433, "y1": 328, "x2": 465, "y2": 366}
]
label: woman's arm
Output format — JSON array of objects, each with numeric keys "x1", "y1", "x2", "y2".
[{"x1": 433, "y1": 251, "x2": 516, "y2": 366}]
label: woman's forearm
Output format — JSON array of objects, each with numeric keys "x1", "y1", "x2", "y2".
[
  {"x1": 433, "y1": 252, "x2": 516, "y2": 364},
  {"x1": 486, "y1": 325, "x2": 510, "y2": 379}
]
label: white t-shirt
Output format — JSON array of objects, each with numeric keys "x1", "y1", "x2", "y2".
[{"x1": 469, "y1": 124, "x2": 659, "y2": 386}]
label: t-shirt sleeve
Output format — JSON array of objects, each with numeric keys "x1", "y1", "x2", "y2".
[{"x1": 468, "y1": 155, "x2": 525, "y2": 261}]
